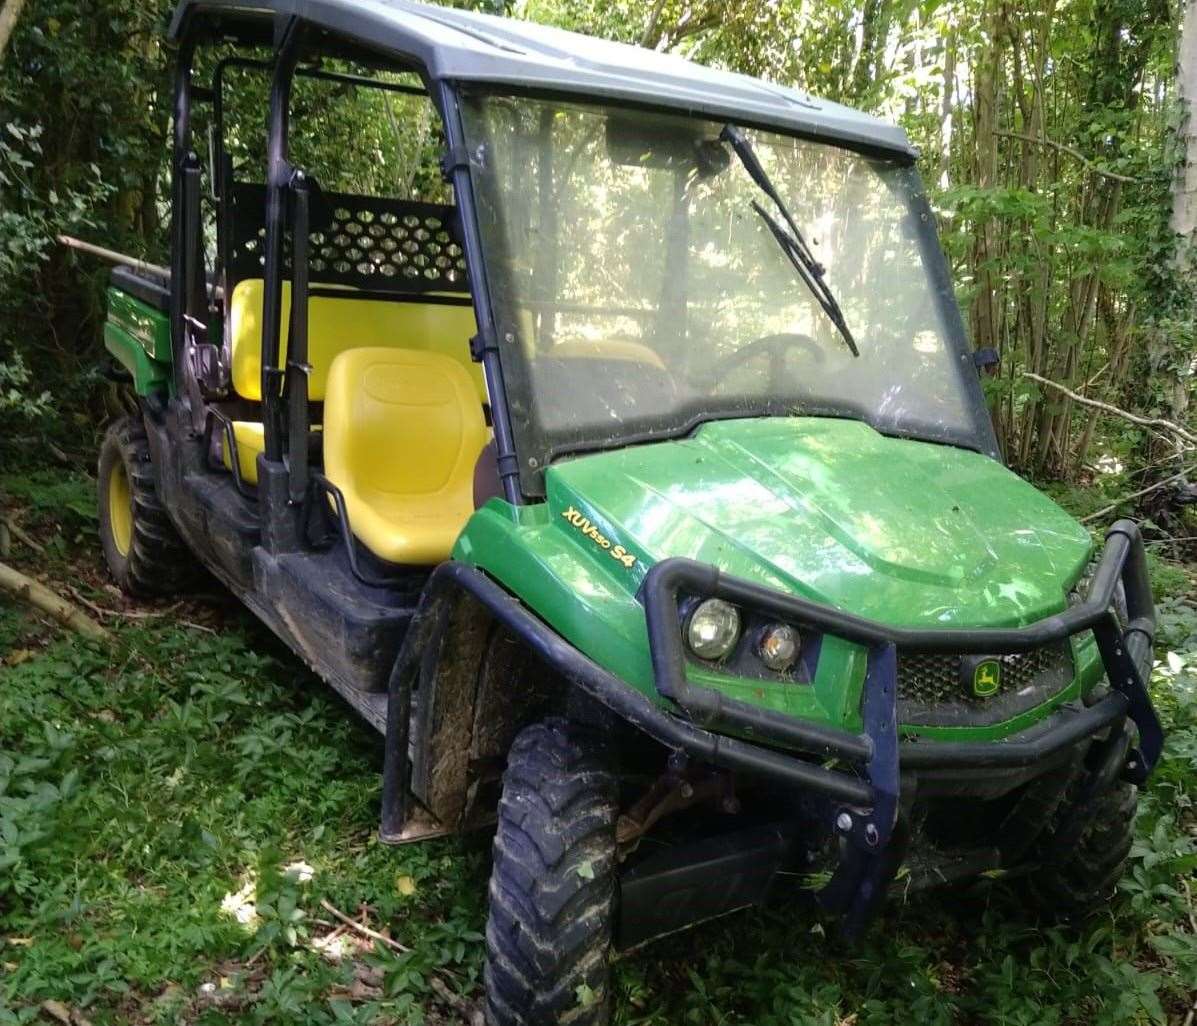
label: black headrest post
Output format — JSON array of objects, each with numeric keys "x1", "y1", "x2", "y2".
[
  {"x1": 260, "y1": 16, "x2": 302, "y2": 463},
  {"x1": 286, "y1": 171, "x2": 313, "y2": 505}
]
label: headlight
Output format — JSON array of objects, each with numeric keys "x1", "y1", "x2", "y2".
[
  {"x1": 757, "y1": 623, "x2": 799, "y2": 672},
  {"x1": 686, "y1": 598, "x2": 741, "y2": 660}
]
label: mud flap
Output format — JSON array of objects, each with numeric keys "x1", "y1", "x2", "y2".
[{"x1": 817, "y1": 642, "x2": 903, "y2": 936}]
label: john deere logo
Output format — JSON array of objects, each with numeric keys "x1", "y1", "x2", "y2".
[{"x1": 972, "y1": 660, "x2": 1001, "y2": 697}]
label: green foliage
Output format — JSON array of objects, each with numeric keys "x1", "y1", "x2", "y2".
[{"x1": 0, "y1": 351, "x2": 51, "y2": 425}]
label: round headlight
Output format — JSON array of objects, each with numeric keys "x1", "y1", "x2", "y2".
[
  {"x1": 758, "y1": 623, "x2": 799, "y2": 672},
  {"x1": 686, "y1": 598, "x2": 741, "y2": 660}
]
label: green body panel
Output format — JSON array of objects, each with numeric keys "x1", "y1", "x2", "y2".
[
  {"x1": 464, "y1": 416, "x2": 1101, "y2": 743},
  {"x1": 104, "y1": 288, "x2": 171, "y2": 394}
]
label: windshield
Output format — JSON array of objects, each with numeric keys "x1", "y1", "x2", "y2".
[{"x1": 460, "y1": 95, "x2": 995, "y2": 496}]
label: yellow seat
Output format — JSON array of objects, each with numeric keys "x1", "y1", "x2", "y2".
[
  {"x1": 221, "y1": 421, "x2": 322, "y2": 485},
  {"x1": 323, "y1": 347, "x2": 488, "y2": 565},
  {"x1": 227, "y1": 280, "x2": 484, "y2": 402},
  {"x1": 552, "y1": 338, "x2": 666, "y2": 369},
  {"x1": 222, "y1": 421, "x2": 265, "y2": 483}
]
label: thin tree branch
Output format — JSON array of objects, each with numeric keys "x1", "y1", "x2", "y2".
[
  {"x1": 639, "y1": 0, "x2": 668, "y2": 48},
  {"x1": 1023, "y1": 372, "x2": 1197, "y2": 445},
  {"x1": 2, "y1": 515, "x2": 43, "y2": 554},
  {"x1": 995, "y1": 130, "x2": 1138, "y2": 184},
  {"x1": 1080, "y1": 465, "x2": 1197, "y2": 524}
]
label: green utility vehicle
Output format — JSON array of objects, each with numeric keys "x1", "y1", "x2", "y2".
[{"x1": 94, "y1": 1, "x2": 1164, "y2": 1022}]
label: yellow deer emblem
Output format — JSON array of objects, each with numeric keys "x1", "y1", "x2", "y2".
[{"x1": 972, "y1": 659, "x2": 1001, "y2": 697}]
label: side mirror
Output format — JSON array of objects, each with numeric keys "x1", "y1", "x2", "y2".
[{"x1": 973, "y1": 347, "x2": 1000, "y2": 377}]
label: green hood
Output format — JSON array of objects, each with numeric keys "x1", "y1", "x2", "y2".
[{"x1": 547, "y1": 417, "x2": 1092, "y2": 629}]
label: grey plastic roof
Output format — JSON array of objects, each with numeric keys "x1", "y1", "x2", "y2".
[{"x1": 170, "y1": 0, "x2": 915, "y2": 158}]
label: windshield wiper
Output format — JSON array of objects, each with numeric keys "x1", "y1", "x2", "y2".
[{"x1": 719, "y1": 123, "x2": 859, "y2": 358}]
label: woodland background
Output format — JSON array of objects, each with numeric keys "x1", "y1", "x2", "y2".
[
  {"x1": 1, "y1": 2, "x2": 1197, "y2": 1025},
  {"x1": 2, "y1": 0, "x2": 1197, "y2": 500}
]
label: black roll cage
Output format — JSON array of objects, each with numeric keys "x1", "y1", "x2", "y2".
[
  {"x1": 168, "y1": 10, "x2": 525, "y2": 517},
  {"x1": 171, "y1": 8, "x2": 1003, "y2": 519}
]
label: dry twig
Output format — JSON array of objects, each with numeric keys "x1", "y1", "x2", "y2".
[
  {"x1": 64, "y1": 587, "x2": 183, "y2": 623},
  {"x1": 1079, "y1": 465, "x2": 1197, "y2": 524},
  {"x1": 317, "y1": 898, "x2": 412, "y2": 955},
  {"x1": 3, "y1": 515, "x2": 44, "y2": 554},
  {"x1": 430, "y1": 975, "x2": 477, "y2": 1017},
  {"x1": 64, "y1": 586, "x2": 111, "y2": 622}
]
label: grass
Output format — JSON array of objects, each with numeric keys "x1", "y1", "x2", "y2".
[{"x1": 1, "y1": 467, "x2": 1196, "y2": 1025}]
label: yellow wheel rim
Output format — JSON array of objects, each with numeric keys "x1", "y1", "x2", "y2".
[{"x1": 108, "y1": 460, "x2": 133, "y2": 557}]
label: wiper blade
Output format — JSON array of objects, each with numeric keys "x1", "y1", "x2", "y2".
[
  {"x1": 749, "y1": 200, "x2": 859, "y2": 358},
  {"x1": 720, "y1": 123, "x2": 859, "y2": 358}
]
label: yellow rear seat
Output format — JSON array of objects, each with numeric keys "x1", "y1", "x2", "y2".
[
  {"x1": 224, "y1": 421, "x2": 265, "y2": 483},
  {"x1": 220, "y1": 421, "x2": 323, "y2": 483},
  {"x1": 222, "y1": 280, "x2": 481, "y2": 483}
]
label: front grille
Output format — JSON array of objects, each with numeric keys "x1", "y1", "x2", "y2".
[{"x1": 897, "y1": 642, "x2": 1075, "y2": 727}]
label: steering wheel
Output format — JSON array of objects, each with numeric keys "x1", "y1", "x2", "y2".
[{"x1": 701, "y1": 332, "x2": 824, "y2": 392}]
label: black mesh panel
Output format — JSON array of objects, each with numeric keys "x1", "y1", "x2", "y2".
[{"x1": 227, "y1": 182, "x2": 469, "y2": 296}]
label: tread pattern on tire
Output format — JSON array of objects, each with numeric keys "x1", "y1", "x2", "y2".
[
  {"x1": 485, "y1": 718, "x2": 617, "y2": 1026},
  {"x1": 98, "y1": 416, "x2": 193, "y2": 596},
  {"x1": 1024, "y1": 765, "x2": 1137, "y2": 917}
]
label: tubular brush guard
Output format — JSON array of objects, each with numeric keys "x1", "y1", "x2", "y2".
[{"x1": 641, "y1": 519, "x2": 1163, "y2": 935}]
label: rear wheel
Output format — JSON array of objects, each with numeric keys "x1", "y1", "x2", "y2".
[
  {"x1": 97, "y1": 416, "x2": 192, "y2": 596},
  {"x1": 484, "y1": 718, "x2": 618, "y2": 1026}
]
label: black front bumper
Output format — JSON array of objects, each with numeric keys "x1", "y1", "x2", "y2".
[{"x1": 383, "y1": 521, "x2": 1163, "y2": 929}]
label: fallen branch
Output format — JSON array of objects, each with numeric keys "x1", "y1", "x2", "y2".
[
  {"x1": 1080, "y1": 465, "x2": 1197, "y2": 524},
  {"x1": 0, "y1": 561, "x2": 109, "y2": 640},
  {"x1": 1022, "y1": 372, "x2": 1197, "y2": 447},
  {"x1": 57, "y1": 234, "x2": 170, "y2": 281},
  {"x1": 995, "y1": 130, "x2": 1138, "y2": 184},
  {"x1": 46, "y1": 442, "x2": 75, "y2": 467},
  {"x1": 4, "y1": 515, "x2": 45, "y2": 554},
  {"x1": 318, "y1": 898, "x2": 411, "y2": 955}
]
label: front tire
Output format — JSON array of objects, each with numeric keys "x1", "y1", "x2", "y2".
[
  {"x1": 484, "y1": 718, "x2": 618, "y2": 1026},
  {"x1": 1024, "y1": 768, "x2": 1138, "y2": 917},
  {"x1": 97, "y1": 416, "x2": 192, "y2": 596}
]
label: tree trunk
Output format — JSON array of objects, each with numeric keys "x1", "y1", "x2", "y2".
[
  {"x1": 938, "y1": 33, "x2": 956, "y2": 190},
  {"x1": 0, "y1": 0, "x2": 29, "y2": 64},
  {"x1": 850, "y1": 0, "x2": 891, "y2": 108},
  {"x1": 1173, "y1": 0, "x2": 1197, "y2": 272}
]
